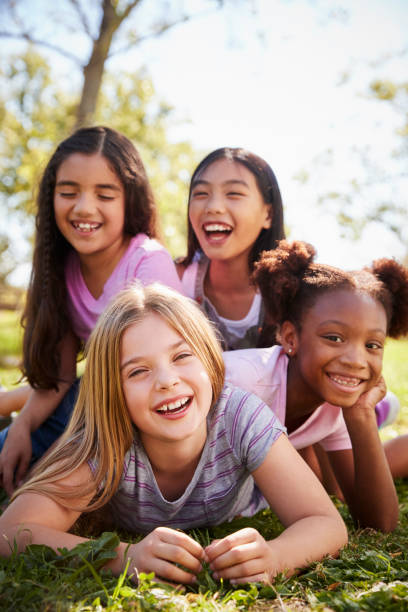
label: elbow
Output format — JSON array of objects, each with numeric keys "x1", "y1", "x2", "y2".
[
  {"x1": 0, "y1": 522, "x2": 34, "y2": 557},
  {"x1": 354, "y1": 510, "x2": 399, "y2": 534}
]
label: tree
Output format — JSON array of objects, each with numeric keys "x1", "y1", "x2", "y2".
[
  {"x1": 0, "y1": 0, "x2": 223, "y2": 127},
  {"x1": 294, "y1": 76, "x2": 408, "y2": 253},
  {"x1": 0, "y1": 49, "x2": 199, "y2": 292}
]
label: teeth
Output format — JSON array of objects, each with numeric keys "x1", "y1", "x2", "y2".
[
  {"x1": 330, "y1": 375, "x2": 360, "y2": 387},
  {"x1": 204, "y1": 224, "x2": 232, "y2": 232},
  {"x1": 157, "y1": 397, "x2": 189, "y2": 413},
  {"x1": 73, "y1": 222, "x2": 99, "y2": 231}
]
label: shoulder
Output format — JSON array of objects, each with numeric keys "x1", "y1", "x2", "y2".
[
  {"x1": 214, "y1": 383, "x2": 284, "y2": 432},
  {"x1": 128, "y1": 234, "x2": 167, "y2": 255},
  {"x1": 224, "y1": 345, "x2": 284, "y2": 387},
  {"x1": 177, "y1": 258, "x2": 201, "y2": 298}
]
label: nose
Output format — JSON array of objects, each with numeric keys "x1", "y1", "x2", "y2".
[
  {"x1": 339, "y1": 342, "x2": 367, "y2": 369},
  {"x1": 73, "y1": 192, "x2": 96, "y2": 216},
  {"x1": 154, "y1": 364, "x2": 180, "y2": 391},
  {"x1": 204, "y1": 192, "x2": 225, "y2": 214}
]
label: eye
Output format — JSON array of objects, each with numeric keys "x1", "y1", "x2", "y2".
[
  {"x1": 366, "y1": 341, "x2": 383, "y2": 350},
  {"x1": 227, "y1": 191, "x2": 245, "y2": 197},
  {"x1": 324, "y1": 334, "x2": 343, "y2": 343},
  {"x1": 98, "y1": 194, "x2": 115, "y2": 201},
  {"x1": 59, "y1": 191, "x2": 77, "y2": 198},
  {"x1": 128, "y1": 367, "x2": 148, "y2": 378},
  {"x1": 191, "y1": 190, "x2": 208, "y2": 198},
  {"x1": 174, "y1": 351, "x2": 193, "y2": 362}
]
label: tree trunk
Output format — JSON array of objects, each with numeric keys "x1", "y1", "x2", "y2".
[{"x1": 75, "y1": 0, "x2": 121, "y2": 128}]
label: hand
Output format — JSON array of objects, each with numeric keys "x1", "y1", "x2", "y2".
[
  {"x1": 204, "y1": 527, "x2": 277, "y2": 584},
  {"x1": 0, "y1": 419, "x2": 32, "y2": 495},
  {"x1": 125, "y1": 527, "x2": 205, "y2": 584},
  {"x1": 342, "y1": 376, "x2": 387, "y2": 421}
]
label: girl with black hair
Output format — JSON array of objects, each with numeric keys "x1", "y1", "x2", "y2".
[
  {"x1": 224, "y1": 240, "x2": 408, "y2": 532},
  {"x1": 177, "y1": 147, "x2": 285, "y2": 350}
]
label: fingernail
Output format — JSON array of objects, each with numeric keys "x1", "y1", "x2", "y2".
[{"x1": 212, "y1": 572, "x2": 218, "y2": 580}]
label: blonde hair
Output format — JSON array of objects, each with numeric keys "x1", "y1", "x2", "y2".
[{"x1": 13, "y1": 283, "x2": 225, "y2": 511}]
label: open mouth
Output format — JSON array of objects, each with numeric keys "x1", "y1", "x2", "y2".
[
  {"x1": 155, "y1": 396, "x2": 192, "y2": 415},
  {"x1": 202, "y1": 222, "x2": 232, "y2": 240},
  {"x1": 71, "y1": 221, "x2": 101, "y2": 233},
  {"x1": 327, "y1": 373, "x2": 363, "y2": 389}
]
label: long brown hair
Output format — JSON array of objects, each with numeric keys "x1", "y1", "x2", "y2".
[{"x1": 22, "y1": 126, "x2": 159, "y2": 390}]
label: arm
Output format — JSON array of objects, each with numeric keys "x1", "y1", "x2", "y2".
[
  {"x1": 329, "y1": 378, "x2": 399, "y2": 532},
  {"x1": 0, "y1": 332, "x2": 78, "y2": 494},
  {"x1": 205, "y1": 434, "x2": 347, "y2": 583},
  {"x1": 384, "y1": 434, "x2": 408, "y2": 479},
  {"x1": 0, "y1": 463, "x2": 204, "y2": 584}
]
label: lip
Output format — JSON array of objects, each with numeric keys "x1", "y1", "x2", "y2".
[
  {"x1": 326, "y1": 372, "x2": 366, "y2": 394},
  {"x1": 153, "y1": 394, "x2": 193, "y2": 419},
  {"x1": 70, "y1": 221, "x2": 102, "y2": 233},
  {"x1": 201, "y1": 221, "x2": 233, "y2": 246}
]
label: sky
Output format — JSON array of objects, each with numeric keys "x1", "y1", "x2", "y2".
[
  {"x1": 2, "y1": 0, "x2": 408, "y2": 284},
  {"x1": 133, "y1": 0, "x2": 408, "y2": 268}
]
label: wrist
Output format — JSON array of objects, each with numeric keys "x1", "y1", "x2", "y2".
[{"x1": 107, "y1": 542, "x2": 139, "y2": 577}]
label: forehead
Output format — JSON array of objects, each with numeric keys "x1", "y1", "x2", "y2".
[
  {"x1": 196, "y1": 158, "x2": 257, "y2": 187},
  {"x1": 306, "y1": 289, "x2": 387, "y2": 330},
  {"x1": 56, "y1": 153, "x2": 121, "y2": 185}
]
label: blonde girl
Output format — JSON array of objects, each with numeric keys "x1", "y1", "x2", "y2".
[{"x1": 0, "y1": 284, "x2": 347, "y2": 585}]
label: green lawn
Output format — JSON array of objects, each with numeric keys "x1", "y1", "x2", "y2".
[{"x1": 0, "y1": 310, "x2": 408, "y2": 610}]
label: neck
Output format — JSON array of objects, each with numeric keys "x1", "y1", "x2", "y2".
[
  {"x1": 207, "y1": 256, "x2": 252, "y2": 293},
  {"x1": 141, "y1": 428, "x2": 207, "y2": 477},
  {"x1": 285, "y1": 358, "x2": 323, "y2": 424},
  {"x1": 78, "y1": 235, "x2": 130, "y2": 298}
]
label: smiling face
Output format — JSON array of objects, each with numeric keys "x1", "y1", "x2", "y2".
[
  {"x1": 188, "y1": 158, "x2": 271, "y2": 265},
  {"x1": 120, "y1": 313, "x2": 214, "y2": 452},
  {"x1": 283, "y1": 289, "x2": 387, "y2": 409},
  {"x1": 54, "y1": 152, "x2": 126, "y2": 263}
]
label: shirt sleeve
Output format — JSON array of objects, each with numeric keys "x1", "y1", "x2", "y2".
[
  {"x1": 224, "y1": 386, "x2": 286, "y2": 473},
  {"x1": 318, "y1": 409, "x2": 352, "y2": 452},
  {"x1": 134, "y1": 248, "x2": 183, "y2": 293}
]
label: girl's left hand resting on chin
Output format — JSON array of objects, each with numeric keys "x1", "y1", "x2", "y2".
[{"x1": 204, "y1": 528, "x2": 278, "y2": 584}]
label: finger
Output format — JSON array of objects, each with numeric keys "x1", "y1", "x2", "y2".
[
  {"x1": 229, "y1": 572, "x2": 269, "y2": 585},
  {"x1": 155, "y1": 540, "x2": 203, "y2": 575},
  {"x1": 205, "y1": 528, "x2": 257, "y2": 562},
  {"x1": 15, "y1": 454, "x2": 30, "y2": 488},
  {"x1": 157, "y1": 527, "x2": 205, "y2": 561},
  {"x1": 146, "y1": 557, "x2": 198, "y2": 584},
  {"x1": 212, "y1": 555, "x2": 265, "y2": 581},
  {"x1": 209, "y1": 541, "x2": 261, "y2": 572},
  {"x1": 2, "y1": 461, "x2": 16, "y2": 496}
]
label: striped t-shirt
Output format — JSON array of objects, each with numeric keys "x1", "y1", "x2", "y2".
[{"x1": 106, "y1": 384, "x2": 285, "y2": 534}]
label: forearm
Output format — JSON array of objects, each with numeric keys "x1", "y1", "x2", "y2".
[
  {"x1": 268, "y1": 514, "x2": 347, "y2": 578},
  {"x1": 17, "y1": 383, "x2": 73, "y2": 432},
  {"x1": 344, "y1": 411, "x2": 398, "y2": 531}
]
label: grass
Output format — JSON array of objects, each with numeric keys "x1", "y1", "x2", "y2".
[{"x1": 0, "y1": 309, "x2": 408, "y2": 610}]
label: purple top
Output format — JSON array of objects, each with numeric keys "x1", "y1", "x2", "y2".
[
  {"x1": 65, "y1": 234, "x2": 182, "y2": 341},
  {"x1": 101, "y1": 384, "x2": 285, "y2": 534}
]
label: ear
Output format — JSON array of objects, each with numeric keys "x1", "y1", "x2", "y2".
[
  {"x1": 279, "y1": 321, "x2": 299, "y2": 357},
  {"x1": 262, "y1": 207, "x2": 272, "y2": 230}
]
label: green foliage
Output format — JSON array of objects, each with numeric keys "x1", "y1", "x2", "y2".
[
  {"x1": 0, "y1": 49, "x2": 198, "y2": 286},
  {"x1": 1, "y1": 499, "x2": 408, "y2": 611}
]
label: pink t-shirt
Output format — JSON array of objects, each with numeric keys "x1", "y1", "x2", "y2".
[
  {"x1": 224, "y1": 345, "x2": 352, "y2": 452},
  {"x1": 65, "y1": 234, "x2": 182, "y2": 341}
]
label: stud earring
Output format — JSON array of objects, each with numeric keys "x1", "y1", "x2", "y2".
[{"x1": 287, "y1": 348, "x2": 293, "y2": 355}]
